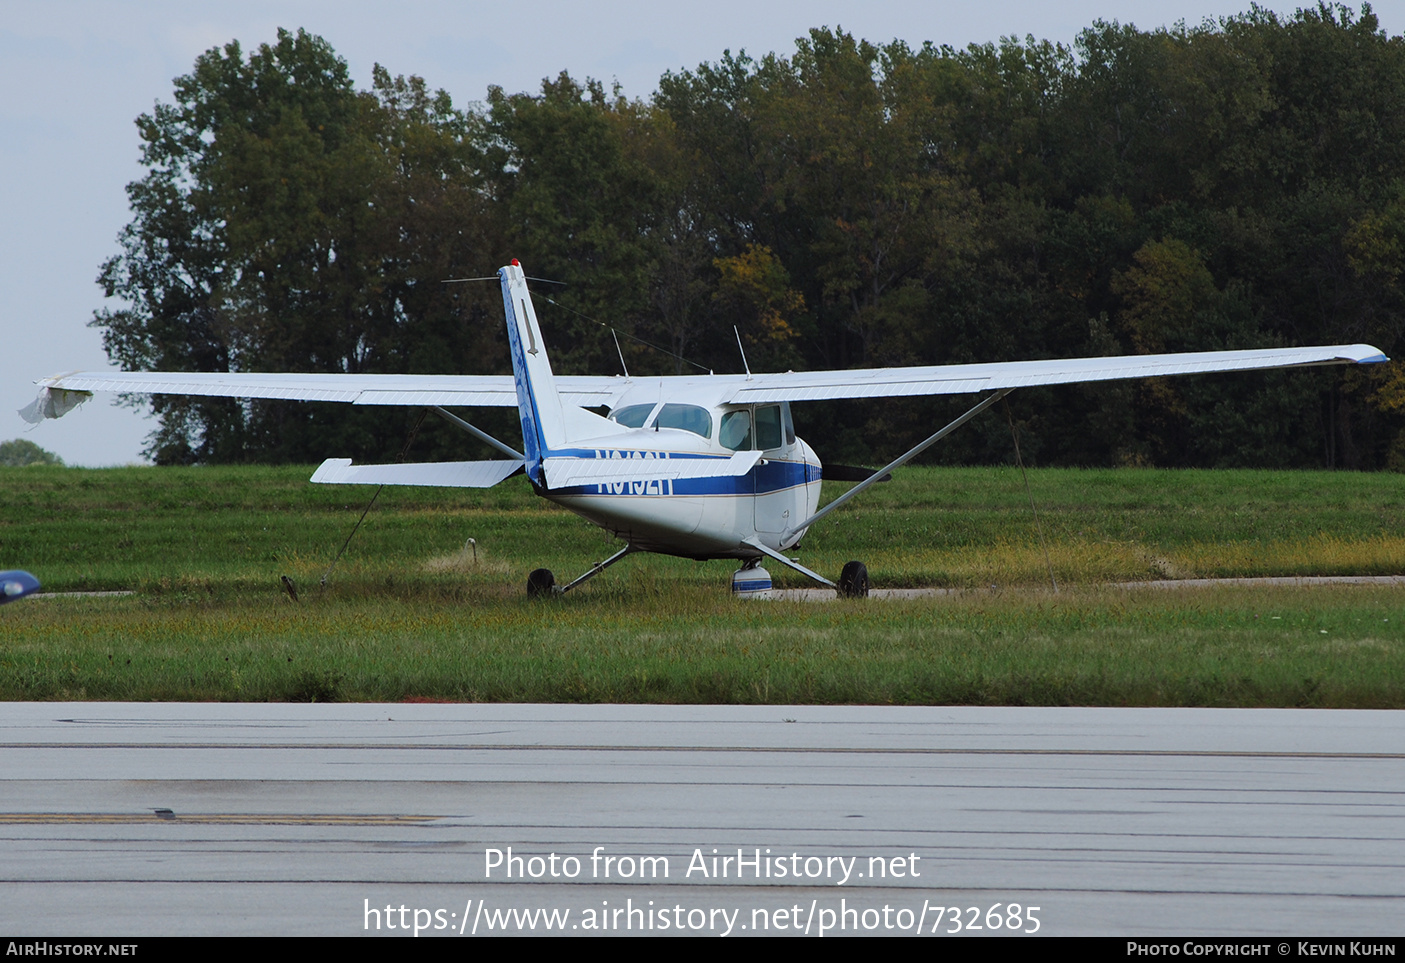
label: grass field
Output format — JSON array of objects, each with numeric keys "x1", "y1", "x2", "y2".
[{"x1": 2, "y1": 464, "x2": 1402, "y2": 705}]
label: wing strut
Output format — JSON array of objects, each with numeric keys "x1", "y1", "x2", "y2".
[{"x1": 786, "y1": 388, "x2": 1015, "y2": 538}]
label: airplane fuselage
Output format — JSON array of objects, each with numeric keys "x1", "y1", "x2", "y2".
[{"x1": 541, "y1": 398, "x2": 823, "y2": 559}]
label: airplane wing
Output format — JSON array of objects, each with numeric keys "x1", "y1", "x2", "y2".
[
  {"x1": 23, "y1": 343, "x2": 1387, "y2": 423},
  {"x1": 726, "y1": 343, "x2": 1390, "y2": 403},
  {"x1": 20, "y1": 371, "x2": 627, "y2": 422},
  {"x1": 620, "y1": 344, "x2": 1389, "y2": 404}
]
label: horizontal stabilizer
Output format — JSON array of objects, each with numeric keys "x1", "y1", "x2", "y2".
[
  {"x1": 543, "y1": 450, "x2": 762, "y2": 490},
  {"x1": 310, "y1": 458, "x2": 524, "y2": 488}
]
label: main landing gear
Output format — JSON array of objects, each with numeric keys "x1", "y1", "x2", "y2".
[
  {"x1": 837, "y1": 560, "x2": 870, "y2": 598},
  {"x1": 526, "y1": 568, "x2": 557, "y2": 598},
  {"x1": 526, "y1": 546, "x2": 637, "y2": 597},
  {"x1": 528, "y1": 549, "x2": 870, "y2": 599},
  {"x1": 831, "y1": 559, "x2": 865, "y2": 596}
]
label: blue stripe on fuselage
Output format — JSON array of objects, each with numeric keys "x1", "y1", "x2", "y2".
[
  {"x1": 548, "y1": 458, "x2": 813, "y2": 497},
  {"x1": 548, "y1": 447, "x2": 719, "y2": 460},
  {"x1": 753, "y1": 457, "x2": 814, "y2": 493}
]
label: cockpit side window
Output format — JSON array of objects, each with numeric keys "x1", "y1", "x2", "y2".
[
  {"x1": 609, "y1": 403, "x2": 656, "y2": 428},
  {"x1": 755, "y1": 405, "x2": 783, "y2": 451},
  {"x1": 652, "y1": 404, "x2": 712, "y2": 439},
  {"x1": 719, "y1": 410, "x2": 753, "y2": 451}
]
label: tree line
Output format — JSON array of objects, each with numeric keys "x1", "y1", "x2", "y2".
[{"x1": 96, "y1": 5, "x2": 1405, "y2": 469}]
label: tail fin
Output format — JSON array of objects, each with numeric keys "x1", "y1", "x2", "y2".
[{"x1": 499, "y1": 261, "x2": 613, "y2": 485}]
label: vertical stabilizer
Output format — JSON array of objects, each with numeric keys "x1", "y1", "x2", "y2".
[
  {"x1": 502, "y1": 257, "x2": 623, "y2": 480},
  {"x1": 499, "y1": 261, "x2": 621, "y2": 487},
  {"x1": 500, "y1": 261, "x2": 568, "y2": 484}
]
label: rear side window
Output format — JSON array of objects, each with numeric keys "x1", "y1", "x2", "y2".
[
  {"x1": 609, "y1": 404, "x2": 655, "y2": 428},
  {"x1": 755, "y1": 405, "x2": 783, "y2": 450},
  {"x1": 652, "y1": 404, "x2": 712, "y2": 439}
]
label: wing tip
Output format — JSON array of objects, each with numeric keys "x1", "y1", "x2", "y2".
[{"x1": 310, "y1": 458, "x2": 354, "y2": 484}]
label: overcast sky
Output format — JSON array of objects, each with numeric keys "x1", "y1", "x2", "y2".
[{"x1": 4, "y1": 0, "x2": 1401, "y2": 465}]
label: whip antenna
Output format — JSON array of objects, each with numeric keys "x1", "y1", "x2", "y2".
[{"x1": 734, "y1": 326, "x2": 752, "y2": 380}]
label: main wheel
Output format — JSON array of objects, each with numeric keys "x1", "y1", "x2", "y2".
[
  {"x1": 837, "y1": 560, "x2": 869, "y2": 598},
  {"x1": 526, "y1": 568, "x2": 557, "y2": 598}
]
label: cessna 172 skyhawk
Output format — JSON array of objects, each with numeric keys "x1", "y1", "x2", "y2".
[{"x1": 25, "y1": 260, "x2": 1388, "y2": 597}]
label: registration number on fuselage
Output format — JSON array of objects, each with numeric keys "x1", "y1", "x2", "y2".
[{"x1": 588, "y1": 449, "x2": 683, "y2": 495}]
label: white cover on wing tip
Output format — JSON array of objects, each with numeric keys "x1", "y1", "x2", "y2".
[{"x1": 18, "y1": 386, "x2": 92, "y2": 423}]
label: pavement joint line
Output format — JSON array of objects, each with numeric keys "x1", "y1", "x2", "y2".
[
  {"x1": 1, "y1": 743, "x2": 1402, "y2": 758},
  {"x1": 0, "y1": 813, "x2": 440, "y2": 824}
]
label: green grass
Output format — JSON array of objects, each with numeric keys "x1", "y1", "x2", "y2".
[
  {"x1": 1, "y1": 464, "x2": 1402, "y2": 705},
  {"x1": 6, "y1": 584, "x2": 1402, "y2": 706},
  {"x1": 5, "y1": 463, "x2": 1405, "y2": 590}
]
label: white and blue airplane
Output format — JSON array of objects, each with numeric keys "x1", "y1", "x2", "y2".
[
  {"x1": 0, "y1": 570, "x2": 41, "y2": 605},
  {"x1": 24, "y1": 260, "x2": 1388, "y2": 597}
]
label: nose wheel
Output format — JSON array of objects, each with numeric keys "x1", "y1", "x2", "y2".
[
  {"x1": 837, "y1": 561, "x2": 869, "y2": 598},
  {"x1": 731, "y1": 559, "x2": 773, "y2": 598},
  {"x1": 739, "y1": 537, "x2": 867, "y2": 598}
]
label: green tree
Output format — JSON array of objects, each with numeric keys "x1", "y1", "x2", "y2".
[
  {"x1": 712, "y1": 243, "x2": 805, "y2": 365},
  {"x1": 0, "y1": 440, "x2": 64, "y2": 467},
  {"x1": 94, "y1": 29, "x2": 497, "y2": 464},
  {"x1": 482, "y1": 75, "x2": 660, "y2": 374},
  {"x1": 92, "y1": 11, "x2": 1405, "y2": 470}
]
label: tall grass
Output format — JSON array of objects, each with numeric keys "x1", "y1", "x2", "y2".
[
  {"x1": 5, "y1": 583, "x2": 1401, "y2": 706},
  {"x1": 3, "y1": 464, "x2": 1402, "y2": 590},
  {"x1": 2, "y1": 464, "x2": 1401, "y2": 706}
]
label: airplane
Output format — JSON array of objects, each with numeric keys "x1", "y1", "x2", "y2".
[
  {"x1": 23, "y1": 260, "x2": 1388, "y2": 598},
  {"x1": 0, "y1": 570, "x2": 41, "y2": 605}
]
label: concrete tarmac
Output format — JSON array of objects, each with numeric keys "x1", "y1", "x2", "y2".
[{"x1": 0, "y1": 703, "x2": 1400, "y2": 937}]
